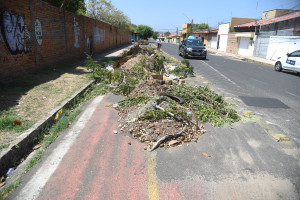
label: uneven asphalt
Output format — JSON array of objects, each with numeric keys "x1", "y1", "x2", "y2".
[{"x1": 7, "y1": 42, "x2": 300, "y2": 199}]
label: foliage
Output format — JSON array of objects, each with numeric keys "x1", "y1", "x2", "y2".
[
  {"x1": 136, "y1": 25, "x2": 154, "y2": 40},
  {"x1": 0, "y1": 116, "x2": 34, "y2": 132},
  {"x1": 165, "y1": 84, "x2": 240, "y2": 126},
  {"x1": 166, "y1": 37, "x2": 172, "y2": 40},
  {"x1": 86, "y1": 0, "x2": 131, "y2": 31},
  {"x1": 0, "y1": 181, "x2": 20, "y2": 200},
  {"x1": 187, "y1": 23, "x2": 209, "y2": 33},
  {"x1": 152, "y1": 31, "x2": 159, "y2": 40},
  {"x1": 137, "y1": 39, "x2": 149, "y2": 45},
  {"x1": 152, "y1": 53, "x2": 165, "y2": 72},
  {"x1": 43, "y1": 0, "x2": 86, "y2": 14},
  {"x1": 164, "y1": 32, "x2": 171, "y2": 37}
]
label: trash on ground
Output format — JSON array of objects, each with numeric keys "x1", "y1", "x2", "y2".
[
  {"x1": 6, "y1": 168, "x2": 14, "y2": 176},
  {"x1": 202, "y1": 152, "x2": 211, "y2": 157}
]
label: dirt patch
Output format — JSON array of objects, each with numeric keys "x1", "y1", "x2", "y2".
[{"x1": 0, "y1": 64, "x2": 91, "y2": 152}]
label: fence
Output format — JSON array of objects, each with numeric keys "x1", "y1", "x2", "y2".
[{"x1": 0, "y1": 0, "x2": 131, "y2": 80}]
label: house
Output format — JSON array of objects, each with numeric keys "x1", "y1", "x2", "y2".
[
  {"x1": 168, "y1": 34, "x2": 182, "y2": 44},
  {"x1": 217, "y1": 22, "x2": 230, "y2": 51},
  {"x1": 235, "y1": 11, "x2": 300, "y2": 60},
  {"x1": 181, "y1": 23, "x2": 202, "y2": 40},
  {"x1": 262, "y1": 9, "x2": 300, "y2": 20},
  {"x1": 221, "y1": 17, "x2": 259, "y2": 55},
  {"x1": 198, "y1": 28, "x2": 218, "y2": 49}
]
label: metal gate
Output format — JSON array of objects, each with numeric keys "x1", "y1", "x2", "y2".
[{"x1": 253, "y1": 36, "x2": 270, "y2": 58}]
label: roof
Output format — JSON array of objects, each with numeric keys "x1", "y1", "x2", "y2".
[
  {"x1": 170, "y1": 34, "x2": 182, "y2": 37},
  {"x1": 198, "y1": 28, "x2": 218, "y2": 33},
  {"x1": 235, "y1": 12, "x2": 300, "y2": 27}
]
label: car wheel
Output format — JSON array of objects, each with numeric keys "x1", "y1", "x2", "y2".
[
  {"x1": 275, "y1": 61, "x2": 282, "y2": 71},
  {"x1": 179, "y1": 49, "x2": 182, "y2": 56},
  {"x1": 203, "y1": 56, "x2": 206, "y2": 60},
  {"x1": 183, "y1": 51, "x2": 187, "y2": 58}
]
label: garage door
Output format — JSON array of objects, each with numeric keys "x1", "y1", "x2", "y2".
[{"x1": 238, "y1": 38, "x2": 250, "y2": 56}]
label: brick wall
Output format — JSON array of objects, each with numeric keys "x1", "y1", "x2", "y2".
[
  {"x1": 226, "y1": 33, "x2": 238, "y2": 54},
  {"x1": 0, "y1": 0, "x2": 131, "y2": 80}
]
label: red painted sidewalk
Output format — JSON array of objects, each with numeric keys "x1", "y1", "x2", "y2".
[{"x1": 37, "y1": 94, "x2": 148, "y2": 200}]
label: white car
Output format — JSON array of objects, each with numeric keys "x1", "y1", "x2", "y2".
[{"x1": 275, "y1": 50, "x2": 300, "y2": 73}]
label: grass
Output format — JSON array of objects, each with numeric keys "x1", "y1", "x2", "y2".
[
  {"x1": 0, "y1": 181, "x2": 20, "y2": 200},
  {"x1": 0, "y1": 116, "x2": 35, "y2": 132}
]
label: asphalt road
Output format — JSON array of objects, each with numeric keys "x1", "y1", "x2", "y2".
[
  {"x1": 8, "y1": 43, "x2": 300, "y2": 199},
  {"x1": 158, "y1": 40, "x2": 300, "y2": 148}
]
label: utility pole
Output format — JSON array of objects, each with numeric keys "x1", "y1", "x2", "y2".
[{"x1": 191, "y1": 19, "x2": 193, "y2": 37}]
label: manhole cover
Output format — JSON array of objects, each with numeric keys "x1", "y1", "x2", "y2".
[{"x1": 239, "y1": 96, "x2": 289, "y2": 109}]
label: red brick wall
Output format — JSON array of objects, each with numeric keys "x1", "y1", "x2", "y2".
[{"x1": 0, "y1": 0, "x2": 131, "y2": 80}]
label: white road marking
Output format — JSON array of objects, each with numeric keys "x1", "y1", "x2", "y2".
[
  {"x1": 15, "y1": 95, "x2": 104, "y2": 200},
  {"x1": 200, "y1": 60, "x2": 241, "y2": 88},
  {"x1": 285, "y1": 91, "x2": 300, "y2": 100}
]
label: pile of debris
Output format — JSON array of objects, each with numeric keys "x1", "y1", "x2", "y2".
[
  {"x1": 87, "y1": 43, "x2": 240, "y2": 150},
  {"x1": 117, "y1": 81, "x2": 207, "y2": 151}
]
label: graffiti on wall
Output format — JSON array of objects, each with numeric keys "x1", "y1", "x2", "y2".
[
  {"x1": 94, "y1": 27, "x2": 100, "y2": 44},
  {"x1": 0, "y1": 11, "x2": 32, "y2": 55},
  {"x1": 35, "y1": 19, "x2": 42, "y2": 45},
  {"x1": 74, "y1": 17, "x2": 80, "y2": 48},
  {"x1": 100, "y1": 29, "x2": 105, "y2": 42}
]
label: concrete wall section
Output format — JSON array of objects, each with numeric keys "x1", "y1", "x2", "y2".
[
  {"x1": 266, "y1": 36, "x2": 300, "y2": 60},
  {"x1": 0, "y1": 0, "x2": 131, "y2": 80},
  {"x1": 253, "y1": 36, "x2": 270, "y2": 59}
]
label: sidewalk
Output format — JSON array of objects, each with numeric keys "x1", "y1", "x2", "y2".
[
  {"x1": 206, "y1": 47, "x2": 276, "y2": 67},
  {"x1": 0, "y1": 44, "x2": 132, "y2": 195}
]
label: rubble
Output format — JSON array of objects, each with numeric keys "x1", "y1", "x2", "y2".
[{"x1": 87, "y1": 43, "x2": 240, "y2": 151}]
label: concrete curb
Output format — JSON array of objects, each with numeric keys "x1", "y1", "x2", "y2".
[
  {"x1": 206, "y1": 49, "x2": 275, "y2": 67},
  {"x1": 0, "y1": 80, "x2": 95, "y2": 178}
]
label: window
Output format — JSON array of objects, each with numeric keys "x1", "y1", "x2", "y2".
[{"x1": 290, "y1": 51, "x2": 300, "y2": 57}]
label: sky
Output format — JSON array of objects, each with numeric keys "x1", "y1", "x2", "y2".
[{"x1": 104, "y1": 0, "x2": 300, "y2": 33}]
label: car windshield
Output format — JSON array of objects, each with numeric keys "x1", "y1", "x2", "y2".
[{"x1": 186, "y1": 39, "x2": 203, "y2": 46}]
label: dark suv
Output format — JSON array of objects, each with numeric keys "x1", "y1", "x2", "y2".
[{"x1": 179, "y1": 39, "x2": 207, "y2": 59}]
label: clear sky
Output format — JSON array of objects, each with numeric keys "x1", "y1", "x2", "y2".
[{"x1": 107, "y1": 0, "x2": 300, "y2": 33}]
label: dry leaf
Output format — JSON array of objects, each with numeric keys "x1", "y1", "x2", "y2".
[
  {"x1": 13, "y1": 120, "x2": 23, "y2": 126},
  {"x1": 202, "y1": 152, "x2": 211, "y2": 157},
  {"x1": 168, "y1": 140, "x2": 179, "y2": 146}
]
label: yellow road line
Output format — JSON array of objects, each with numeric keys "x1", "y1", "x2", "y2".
[{"x1": 148, "y1": 156, "x2": 160, "y2": 200}]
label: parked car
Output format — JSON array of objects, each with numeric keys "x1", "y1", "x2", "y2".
[
  {"x1": 179, "y1": 39, "x2": 207, "y2": 59},
  {"x1": 275, "y1": 50, "x2": 300, "y2": 73}
]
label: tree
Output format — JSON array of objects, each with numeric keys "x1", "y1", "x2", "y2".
[
  {"x1": 164, "y1": 32, "x2": 171, "y2": 37},
  {"x1": 44, "y1": 0, "x2": 86, "y2": 14},
  {"x1": 86, "y1": 0, "x2": 131, "y2": 31},
  {"x1": 136, "y1": 25, "x2": 153, "y2": 40},
  {"x1": 152, "y1": 31, "x2": 159, "y2": 40},
  {"x1": 187, "y1": 23, "x2": 209, "y2": 33}
]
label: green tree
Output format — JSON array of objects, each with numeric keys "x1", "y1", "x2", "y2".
[
  {"x1": 152, "y1": 31, "x2": 159, "y2": 40},
  {"x1": 187, "y1": 23, "x2": 209, "y2": 33},
  {"x1": 164, "y1": 32, "x2": 171, "y2": 37},
  {"x1": 136, "y1": 25, "x2": 153, "y2": 40},
  {"x1": 43, "y1": 0, "x2": 86, "y2": 14},
  {"x1": 86, "y1": 0, "x2": 131, "y2": 31}
]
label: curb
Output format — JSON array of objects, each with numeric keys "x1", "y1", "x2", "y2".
[
  {"x1": 206, "y1": 49, "x2": 275, "y2": 67},
  {"x1": 0, "y1": 80, "x2": 95, "y2": 178}
]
